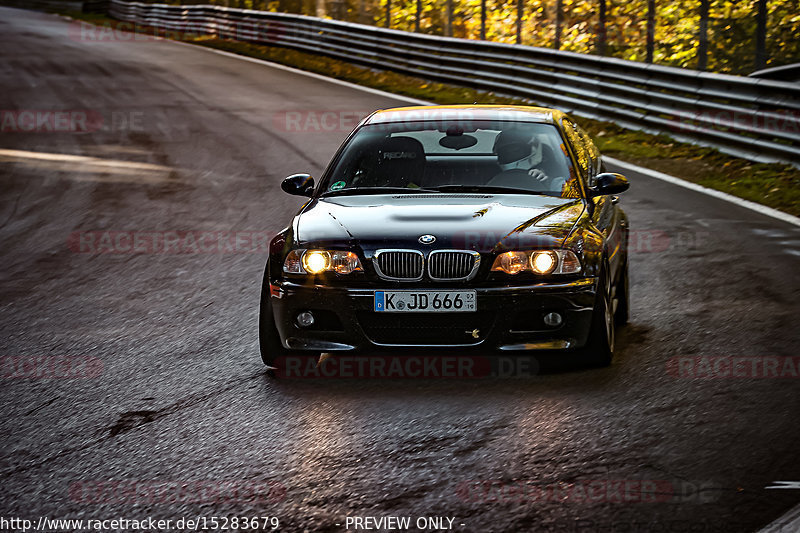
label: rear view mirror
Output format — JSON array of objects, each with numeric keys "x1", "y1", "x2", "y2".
[
  {"x1": 281, "y1": 174, "x2": 315, "y2": 197},
  {"x1": 591, "y1": 173, "x2": 629, "y2": 196}
]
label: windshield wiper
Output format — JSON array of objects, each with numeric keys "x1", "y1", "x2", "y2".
[
  {"x1": 429, "y1": 185, "x2": 550, "y2": 195},
  {"x1": 321, "y1": 186, "x2": 440, "y2": 197}
]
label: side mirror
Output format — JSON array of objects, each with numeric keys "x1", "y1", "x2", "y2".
[
  {"x1": 281, "y1": 173, "x2": 315, "y2": 197},
  {"x1": 591, "y1": 173, "x2": 629, "y2": 197}
]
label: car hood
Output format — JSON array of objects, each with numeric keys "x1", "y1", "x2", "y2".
[{"x1": 295, "y1": 193, "x2": 585, "y2": 252}]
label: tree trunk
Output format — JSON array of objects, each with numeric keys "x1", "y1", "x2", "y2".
[
  {"x1": 597, "y1": 0, "x2": 606, "y2": 55},
  {"x1": 480, "y1": 0, "x2": 486, "y2": 40},
  {"x1": 645, "y1": 0, "x2": 655, "y2": 63},
  {"x1": 446, "y1": 0, "x2": 453, "y2": 37},
  {"x1": 755, "y1": 0, "x2": 768, "y2": 71},
  {"x1": 698, "y1": 0, "x2": 709, "y2": 70},
  {"x1": 554, "y1": 0, "x2": 562, "y2": 50}
]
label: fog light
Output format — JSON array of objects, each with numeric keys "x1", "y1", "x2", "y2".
[
  {"x1": 543, "y1": 312, "x2": 563, "y2": 327},
  {"x1": 296, "y1": 311, "x2": 315, "y2": 328}
]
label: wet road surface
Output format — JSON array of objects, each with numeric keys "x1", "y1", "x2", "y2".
[{"x1": 1, "y1": 7, "x2": 799, "y2": 533}]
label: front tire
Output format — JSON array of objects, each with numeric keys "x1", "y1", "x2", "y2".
[
  {"x1": 582, "y1": 267, "x2": 615, "y2": 367},
  {"x1": 259, "y1": 275, "x2": 291, "y2": 368},
  {"x1": 615, "y1": 258, "x2": 630, "y2": 326}
]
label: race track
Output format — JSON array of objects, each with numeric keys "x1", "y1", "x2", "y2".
[{"x1": 1, "y1": 7, "x2": 799, "y2": 532}]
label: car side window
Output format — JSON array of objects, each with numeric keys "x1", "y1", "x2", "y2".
[
  {"x1": 562, "y1": 118, "x2": 603, "y2": 188},
  {"x1": 561, "y1": 118, "x2": 589, "y2": 181},
  {"x1": 574, "y1": 123, "x2": 602, "y2": 187}
]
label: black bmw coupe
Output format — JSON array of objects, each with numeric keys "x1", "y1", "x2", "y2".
[{"x1": 260, "y1": 105, "x2": 630, "y2": 369}]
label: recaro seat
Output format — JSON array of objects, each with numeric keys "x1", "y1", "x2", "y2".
[{"x1": 374, "y1": 136, "x2": 426, "y2": 188}]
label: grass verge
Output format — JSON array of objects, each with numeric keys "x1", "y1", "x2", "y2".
[{"x1": 63, "y1": 12, "x2": 800, "y2": 216}]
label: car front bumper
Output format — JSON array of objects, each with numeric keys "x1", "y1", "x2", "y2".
[{"x1": 271, "y1": 277, "x2": 598, "y2": 353}]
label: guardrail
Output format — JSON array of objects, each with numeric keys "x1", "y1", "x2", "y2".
[{"x1": 108, "y1": 0, "x2": 800, "y2": 167}]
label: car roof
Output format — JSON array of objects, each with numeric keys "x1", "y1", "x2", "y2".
[{"x1": 364, "y1": 105, "x2": 564, "y2": 126}]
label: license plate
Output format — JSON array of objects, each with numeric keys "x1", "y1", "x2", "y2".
[{"x1": 374, "y1": 290, "x2": 476, "y2": 312}]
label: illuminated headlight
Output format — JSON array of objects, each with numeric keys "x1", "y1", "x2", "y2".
[
  {"x1": 491, "y1": 250, "x2": 581, "y2": 275},
  {"x1": 530, "y1": 251, "x2": 557, "y2": 274},
  {"x1": 303, "y1": 250, "x2": 331, "y2": 273},
  {"x1": 283, "y1": 249, "x2": 363, "y2": 275}
]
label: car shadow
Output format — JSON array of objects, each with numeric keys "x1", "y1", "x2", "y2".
[{"x1": 258, "y1": 322, "x2": 647, "y2": 397}]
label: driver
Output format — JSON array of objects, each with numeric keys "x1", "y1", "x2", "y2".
[{"x1": 490, "y1": 129, "x2": 565, "y2": 192}]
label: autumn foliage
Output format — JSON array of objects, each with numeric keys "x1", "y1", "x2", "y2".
[{"x1": 159, "y1": 0, "x2": 799, "y2": 74}]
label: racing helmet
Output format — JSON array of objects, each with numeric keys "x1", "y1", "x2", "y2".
[{"x1": 493, "y1": 129, "x2": 543, "y2": 171}]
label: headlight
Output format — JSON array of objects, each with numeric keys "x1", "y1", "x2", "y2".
[
  {"x1": 491, "y1": 250, "x2": 581, "y2": 275},
  {"x1": 495, "y1": 250, "x2": 528, "y2": 274},
  {"x1": 530, "y1": 251, "x2": 557, "y2": 274},
  {"x1": 330, "y1": 250, "x2": 363, "y2": 274},
  {"x1": 283, "y1": 249, "x2": 363, "y2": 275},
  {"x1": 302, "y1": 250, "x2": 331, "y2": 274}
]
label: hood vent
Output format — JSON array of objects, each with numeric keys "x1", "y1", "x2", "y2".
[{"x1": 391, "y1": 194, "x2": 493, "y2": 199}]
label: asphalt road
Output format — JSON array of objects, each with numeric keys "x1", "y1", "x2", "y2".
[{"x1": 1, "y1": 7, "x2": 799, "y2": 533}]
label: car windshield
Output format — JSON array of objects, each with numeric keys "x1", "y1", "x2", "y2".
[{"x1": 320, "y1": 120, "x2": 581, "y2": 198}]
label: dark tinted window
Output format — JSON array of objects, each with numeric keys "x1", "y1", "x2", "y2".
[
  {"x1": 562, "y1": 117, "x2": 602, "y2": 187},
  {"x1": 321, "y1": 120, "x2": 580, "y2": 198}
]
